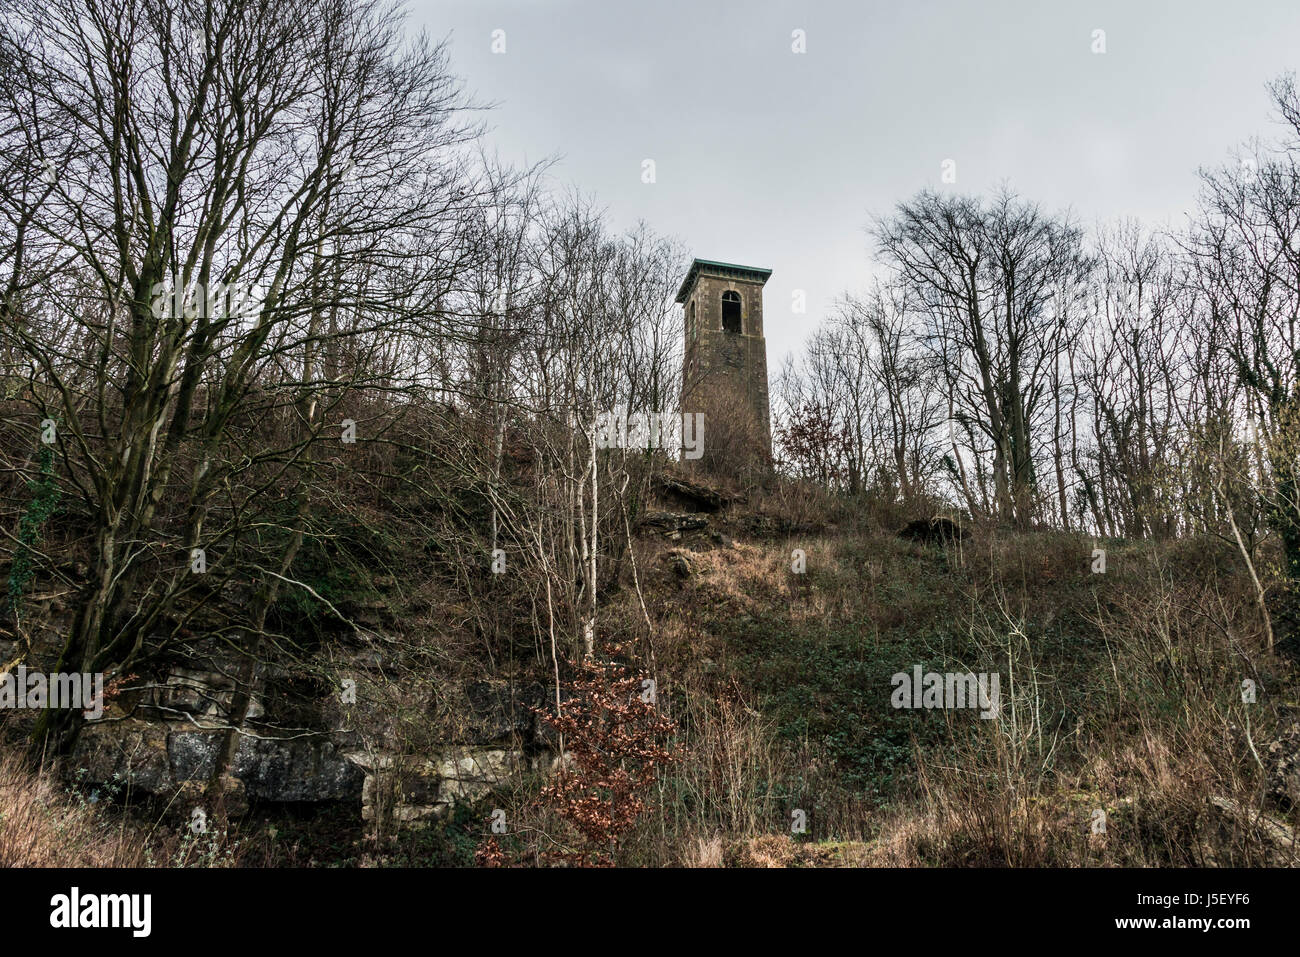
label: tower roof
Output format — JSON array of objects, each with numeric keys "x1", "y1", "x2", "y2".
[{"x1": 675, "y1": 258, "x2": 773, "y2": 303}]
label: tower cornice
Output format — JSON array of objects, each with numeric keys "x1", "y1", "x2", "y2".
[{"x1": 674, "y1": 258, "x2": 772, "y2": 304}]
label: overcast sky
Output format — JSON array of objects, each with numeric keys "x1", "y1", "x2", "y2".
[{"x1": 412, "y1": 0, "x2": 1300, "y2": 367}]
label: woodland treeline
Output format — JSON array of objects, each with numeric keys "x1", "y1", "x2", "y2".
[
  {"x1": 0, "y1": 0, "x2": 693, "y2": 778},
  {"x1": 0, "y1": 0, "x2": 1298, "y2": 797},
  {"x1": 778, "y1": 77, "x2": 1300, "y2": 655},
  {"x1": 780, "y1": 188, "x2": 1287, "y2": 544}
]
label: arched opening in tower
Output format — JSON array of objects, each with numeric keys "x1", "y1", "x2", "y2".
[{"x1": 721, "y1": 291, "x2": 742, "y2": 334}]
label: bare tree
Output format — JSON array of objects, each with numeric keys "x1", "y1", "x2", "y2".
[
  {"x1": 874, "y1": 188, "x2": 1089, "y2": 526},
  {"x1": 1187, "y1": 73, "x2": 1300, "y2": 651},
  {"x1": 0, "y1": 0, "x2": 483, "y2": 756}
]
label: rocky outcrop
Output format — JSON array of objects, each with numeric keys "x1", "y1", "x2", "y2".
[
  {"x1": 65, "y1": 664, "x2": 555, "y2": 828},
  {"x1": 158, "y1": 666, "x2": 264, "y2": 720},
  {"x1": 640, "y1": 511, "x2": 709, "y2": 541},
  {"x1": 654, "y1": 475, "x2": 741, "y2": 513},
  {"x1": 463, "y1": 680, "x2": 545, "y2": 743},
  {"x1": 669, "y1": 552, "x2": 692, "y2": 579},
  {"x1": 70, "y1": 719, "x2": 364, "y2": 803},
  {"x1": 351, "y1": 681, "x2": 561, "y2": 828},
  {"x1": 898, "y1": 517, "x2": 968, "y2": 545},
  {"x1": 69, "y1": 719, "x2": 173, "y2": 795},
  {"x1": 353, "y1": 746, "x2": 528, "y2": 825}
]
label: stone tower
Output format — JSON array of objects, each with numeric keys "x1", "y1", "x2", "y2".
[{"x1": 677, "y1": 258, "x2": 773, "y2": 463}]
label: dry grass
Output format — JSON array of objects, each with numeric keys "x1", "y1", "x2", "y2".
[
  {"x1": 0, "y1": 748, "x2": 246, "y2": 867},
  {"x1": 622, "y1": 494, "x2": 1300, "y2": 867},
  {"x1": 0, "y1": 748, "x2": 149, "y2": 866},
  {"x1": 856, "y1": 542, "x2": 1299, "y2": 868},
  {"x1": 684, "y1": 835, "x2": 723, "y2": 867}
]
